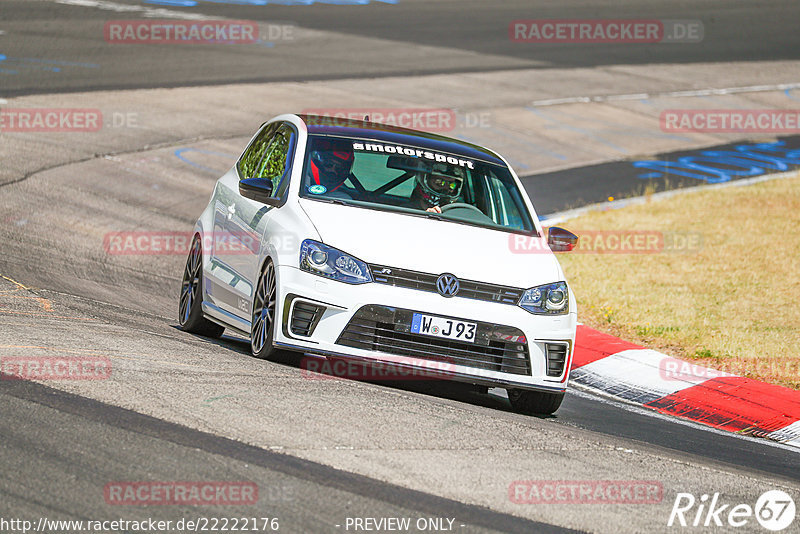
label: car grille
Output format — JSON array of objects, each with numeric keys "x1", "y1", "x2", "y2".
[
  {"x1": 336, "y1": 305, "x2": 530, "y2": 376},
  {"x1": 369, "y1": 264, "x2": 524, "y2": 305}
]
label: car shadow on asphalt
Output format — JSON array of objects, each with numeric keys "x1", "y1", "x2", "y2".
[{"x1": 174, "y1": 324, "x2": 558, "y2": 420}]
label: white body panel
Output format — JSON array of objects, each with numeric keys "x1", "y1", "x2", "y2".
[{"x1": 297, "y1": 199, "x2": 562, "y2": 289}]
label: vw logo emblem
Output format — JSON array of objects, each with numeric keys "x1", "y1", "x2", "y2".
[{"x1": 436, "y1": 273, "x2": 460, "y2": 298}]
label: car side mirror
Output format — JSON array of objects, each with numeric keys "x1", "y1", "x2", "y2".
[
  {"x1": 547, "y1": 227, "x2": 578, "y2": 252},
  {"x1": 239, "y1": 178, "x2": 280, "y2": 207}
]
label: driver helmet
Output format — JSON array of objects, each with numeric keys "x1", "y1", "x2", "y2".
[
  {"x1": 413, "y1": 163, "x2": 465, "y2": 208},
  {"x1": 309, "y1": 138, "x2": 354, "y2": 191}
]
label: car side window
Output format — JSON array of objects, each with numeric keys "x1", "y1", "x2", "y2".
[
  {"x1": 263, "y1": 124, "x2": 294, "y2": 197},
  {"x1": 238, "y1": 122, "x2": 296, "y2": 199},
  {"x1": 487, "y1": 170, "x2": 528, "y2": 231},
  {"x1": 238, "y1": 123, "x2": 277, "y2": 180}
]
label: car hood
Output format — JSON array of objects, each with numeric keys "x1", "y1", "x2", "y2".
[{"x1": 298, "y1": 199, "x2": 562, "y2": 288}]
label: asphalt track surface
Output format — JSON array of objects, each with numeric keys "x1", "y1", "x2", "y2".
[
  {"x1": 2, "y1": 0, "x2": 799, "y2": 96},
  {"x1": 0, "y1": 379, "x2": 562, "y2": 534},
  {"x1": 521, "y1": 135, "x2": 800, "y2": 215},
  {"x1": 2, "y1": 1, "x2": 800, "y2": 533}
]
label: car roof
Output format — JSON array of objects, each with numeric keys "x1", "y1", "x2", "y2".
[{"x1": 297, "y1": 114, "x2": 506, "y2": 166}]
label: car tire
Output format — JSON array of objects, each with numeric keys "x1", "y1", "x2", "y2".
[
  {"x1": 179, "y1": 235, "x2": 225, "y2": 338},
  {"x1": 507, "y1": 388, "x2": 564, "y2": 415},
  {"x1": 251, "y1": 260, "x2": 286, "y2": 361}
]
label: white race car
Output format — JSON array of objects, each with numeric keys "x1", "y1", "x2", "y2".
[{"x1": 179, "y1": 114, "x2": 578, "y2": 414}]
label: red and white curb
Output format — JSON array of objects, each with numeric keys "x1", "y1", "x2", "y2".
[{"x1": 570, "y1": 325, "x2": 800, "y2": 449}]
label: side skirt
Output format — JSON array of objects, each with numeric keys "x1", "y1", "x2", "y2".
[{"x1": 202, "y1": 301, "x2": 251, "y2": 338}]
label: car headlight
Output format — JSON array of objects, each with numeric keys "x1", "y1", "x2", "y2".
[
  {"x1": 519, "y1": 281, "x2": 569, "y2": 315},
  {"x1": 299, "y1": 239, "x2": 372, "y2": 284}
]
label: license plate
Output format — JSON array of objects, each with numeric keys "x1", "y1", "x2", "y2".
[{"x1": 411, "y1": 313, "x2": 477, "y2": 343}]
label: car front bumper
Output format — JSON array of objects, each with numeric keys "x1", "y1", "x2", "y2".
[{"x1": 273, "y1": 265, "x2": 577, "y2": 393}]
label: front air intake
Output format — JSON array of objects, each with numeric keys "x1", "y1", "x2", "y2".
[
  {"x1": 336, "y1": 305, "x2": 531, "y2": 376},
  {"x1": 290, "y1": 301, "x2": 324, "y2": 337},
  {"x1": 545, "y1": 343, "x2": 569, "y2": 377}
]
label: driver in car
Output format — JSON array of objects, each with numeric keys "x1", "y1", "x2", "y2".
[
  {"x1": 308, "y1": 138, "x2": 356, "y2": 198},
  {"x1": 410, "y1": 163, "x2": 465, "y2": 213}
]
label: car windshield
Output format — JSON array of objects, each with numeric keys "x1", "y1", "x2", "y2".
[{"x1": 299, "y1": 135, "x2": 536, "y2": 234}]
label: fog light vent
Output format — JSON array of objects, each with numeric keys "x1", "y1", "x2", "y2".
[
  {"x1": 290, "y1": 301, "x2": 324, "y2": 337},
  {"x1": 545, "y1": 343, "x2": 568, "y2": 377}
]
